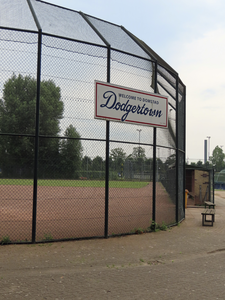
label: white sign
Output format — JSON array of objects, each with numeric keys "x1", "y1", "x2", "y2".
[{"x1": 94, "y1": 81, "x2": 168, "y2": 128}]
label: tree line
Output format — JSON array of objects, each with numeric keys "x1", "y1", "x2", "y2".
[{"x1": 187, "y1": 145, "x2": 225, "y2": 173}]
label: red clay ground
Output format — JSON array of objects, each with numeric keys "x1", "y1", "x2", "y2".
[{"x1": 0, "y1": 183, "x2": 176, "y2": 242}]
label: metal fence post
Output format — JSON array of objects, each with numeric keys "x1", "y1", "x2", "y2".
[
  {"x1": 152, "y1": 61, "x2": 158, "y2": 230},
  {"x1": 176, "y1": 75, "x2": 179, "y2": 223},
  {"x1": 32, "y1": 29, "x2": 42, "y2": 243},
  {"x1": 183, "y1": 85, "x2": 186, "y2": 216},
  {"x1": 104, "y1": 46, "x2": 111, "y2": 238}
]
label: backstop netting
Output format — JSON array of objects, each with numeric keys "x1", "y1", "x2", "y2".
[{"x1": 0, "y1": 0, "x2": 186, "y2": 243}]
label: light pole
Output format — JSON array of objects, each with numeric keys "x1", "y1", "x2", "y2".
[
  {"x1": 207, "y1": 136, "x2": 211, "y2": 161},
  {"x1": 137, "y1": 129, "x2": 142, "y2": 157}
]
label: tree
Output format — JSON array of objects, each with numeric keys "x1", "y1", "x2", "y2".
[
  {"x1": 92, "y1": 156, "x2": 104, "y2": 179},
  {"x1": 131, "y1": 146, "x2": 146, "y2": 160},
  {"x1": 210, "y1": 146, "x2": 225, "y2": 172},
  {"x1": 110, "y1": 147, "x2": 126, "y2": 174},
  {"x1": 203, "y1": 161, "x2": 211, "y2": 168},
  {"x1": 0, "y1": 74, "x2": 63, "y2": 134},
  {"x1": 92, "y1": 156, "x2": 104, "y2": 171},
  {"x1": 197, "y1": 160, "x2": 203, "y2": 167},
  {"x1": 60, "y1": 125, "x2": 83, "y2": 179},
  {"x1": 0, "y1": 74, "x2": 64, "y2": 177},
  {"x1": 165, "y1": 154, "x2": 176, "y2": 170},
  {"x1": 110, "y1": 148, "x2": 126, "y2": 161},
  {"x1": 130, "y1": 146, "x2": 146, "y2": 174}
]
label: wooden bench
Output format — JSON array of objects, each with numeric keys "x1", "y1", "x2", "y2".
[
  {"x1": 204, "y1": 201, "x2": 216, "y2": 209},
  {"x1": 201, "y1": 209, "x2": 215, "y2": 226}
]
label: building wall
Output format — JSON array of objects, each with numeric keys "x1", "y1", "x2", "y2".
[
  {"x1": 186, "y1": 168, "x2": 210, "y2": 205},
  {"x1": 194, "y1": 170, "x2": 210, "y2": 204}
]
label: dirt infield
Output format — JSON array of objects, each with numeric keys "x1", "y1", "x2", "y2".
[{"x1": 0, "y1": 183, "x2": 176, "y2": 242}]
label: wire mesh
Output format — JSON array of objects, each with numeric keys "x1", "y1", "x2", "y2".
[
  {"x1": 0, "y1": 29, "x2": 38, "y2": 243},
  {"x1": 158, "y1": 64, "x2": 177, "y2": 90},
  {"x1": 156, "y1": 148, "x2": 176, "y2": 226},
  {"x1": 178, "y1": 151, "x2": 185, "y2": 221},
  {"x1": 178, "y1": 86, "x2": 185, "y2": 151},
  {"x1": 211, "y1": 169, "x2": 214, "y2": 202},
  {"x1": 0, "y1": 0, "x2": 37, "y2": 30},
  {"x1": 0, "y1": 1, "x2": 186, "y2": 243},
  {"x1": 0, "y1": 136, "x2": 34, "y2": 243},
  {"x1": 110, "y1": 50, "x2": 154, "y2": 144},
  {"x1": 157, "y1": 72, "x2": 176, "y2": 100},
  {"x1": 35, "y1": 36, "x2": 109, "y2": 241},
  {"x1": 41, "y1": 35, "x2": 107, "y2": 140},
  {"x1": 31, "y1": 0, "x2": 105, "y2": 45},
  {"x1": 108, "y1": 142, "x2": 153, "y2": 235},
  {"x1": 0, "y1": 29, "x2": 38, "y2": 112},
  {"x1": 36, "y1": 139, "x2": 106, "y2": 241},
  {"x1": 86, "y1": 15, "x2": 150, "y2": 58}
]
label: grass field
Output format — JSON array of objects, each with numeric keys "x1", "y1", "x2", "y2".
[{"x1": 0, "y1": 179, "x2": 149, "y2": 189}]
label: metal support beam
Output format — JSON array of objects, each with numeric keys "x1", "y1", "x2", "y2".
[
  {"x1": 32, "y1": 29, "x2": 42, "y2": 243},
  {"x1": 152, "y1": 61, "x2": 158, "y2": 230},
  {"x1": 104, "y1": 46, "x2": 111, "y2": 238},
  {"x1": 183, "y1": 85, "x2": 186, "y2": 218},
  {"x1": 176, "y1": 75, "x2": 179, "y2": 224}
]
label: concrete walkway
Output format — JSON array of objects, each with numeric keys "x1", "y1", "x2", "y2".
[{"x1": 1, "y1": 191, "x2": 225, "y2": 300}]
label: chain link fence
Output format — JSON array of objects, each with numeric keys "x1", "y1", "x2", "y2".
[{"x1": 0, "y1": 0, "x2": 186, "y2": 244}]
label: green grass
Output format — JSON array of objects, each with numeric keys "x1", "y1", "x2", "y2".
[
  {"x1": 0, "y1": 179, "x2": 149, "y2": 189},
  {"x1": 1, "y1": 235, "x2": 11, "y2": 245}
]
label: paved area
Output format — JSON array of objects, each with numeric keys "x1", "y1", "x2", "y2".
[{"x1": 1, "y1": 191, "x2": 225, "y2": 300}]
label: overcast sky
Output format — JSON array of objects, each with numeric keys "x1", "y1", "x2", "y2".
[{"x1": 45, "y1": 0, "x2": 225, "y2": 162}]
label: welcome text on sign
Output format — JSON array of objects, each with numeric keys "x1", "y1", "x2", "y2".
[{"x1": 100, "y1": 91, "x2": 163, "y2": 122}]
